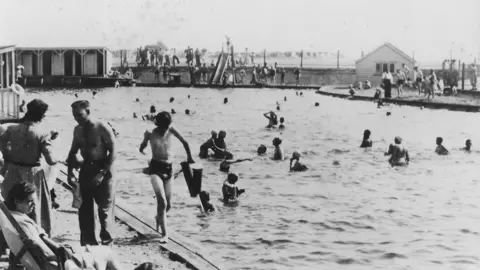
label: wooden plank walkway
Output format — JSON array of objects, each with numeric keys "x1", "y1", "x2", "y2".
[{"x1": 55, "y1": 170, "x2": 222, "y2": 270}]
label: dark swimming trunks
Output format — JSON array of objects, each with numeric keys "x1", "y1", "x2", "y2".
[{"x1": 149, "y1": 159, "x2": 173, "y2": 180}]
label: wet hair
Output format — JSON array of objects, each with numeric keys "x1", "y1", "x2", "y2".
[
  {"x1": 71, "y1": 100, "x2": 90, "y2": 110},
  {"x1": 257, "y1": 144, "x2": 267, "y2": 155},
  {"x1": 276, "y1": 106, "x2": 280, "y2": 111},
  {"x1": 466, "y1": 139, "x2": 471, "y2": 144},
  {"x1": 436, "y1": 137, "x2": 443, "y2": 144},
  {"x1": 273, "y1": 137, "x2": 282, "y2": 146},
  {"x1": 155, "y1": 111, "x2": 172, "y2": 128},
  {"x1": 185, "y1": 109, "x2": 190, "y2": 115},
  {"x1": 24, "y1": 99, "x2": 49, "y2": 122},
  {"x1": 394, "y1": 136, "x2": 402, "y2": 144},
  {"x1": 169, "y1": 97, "x2": 174, "y2": 103},
  {"x1": 363, "y1": 129, "x2": 371, "y2": 138},
  {"x1": 6, "y1": 182, "x2": 35, "y2": 211},
  {"x1": 227, "y1": 173, "x2": 238, "y2": 184},
  {"x1": 224, "y1": 98, "x2": 228, "y2": 104},
  {"x1": 219, "y1": 130, "x2": 226, "y2": 137},
  {"x1": 150, "y1": 106, "x2": 156, "y2": 114},
  {"x1": 279, "y1": 117, "x2": 284, "y2": 123}
]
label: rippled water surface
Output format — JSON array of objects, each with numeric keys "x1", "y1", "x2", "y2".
[{"x1": 28, "y1": 87, "x2": 480, "y2": 270}]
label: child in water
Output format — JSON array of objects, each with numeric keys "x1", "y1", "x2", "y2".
[
  {"x1": 289, "y1": 151, "x2": 308, "y2": 172},
  {"x1": 139, "y1": 111, "x2": 195, "y2": 243},
  {"x1": 272, "y1": 137, "x2": 285, "y2": 160},
  {"x1": 257, "y1": 144, "x2": 267, "y2": 155},
  {"x1": 360, "y1": 129, "x2": 372, "y2": 148},
  {"x1": 199, "y1": 191, "x2": 215, "y2": 212},
  {"x1": 222, "y1": 173, "x2": 245, "y2": 203},
  {"x1": 219, "y1": 157, "x2": 253, "y2": 172}
]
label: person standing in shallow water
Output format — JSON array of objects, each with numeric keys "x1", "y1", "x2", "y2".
[
  {"x1": 435, "y1": 137, "x2": 449, "y2": 155},
  {"x1": 139, "y1": 111, "x2": 194, "y2": 243},
  {"x1": 67, "y1": 100, "x2": 117, "y2": 246},
  {"x1": 0, "y1": 99, "x2": 61, "y2": 236}
]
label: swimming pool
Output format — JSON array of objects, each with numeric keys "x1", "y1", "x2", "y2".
[{"x1": 29, "y1": 87, "x2": 480, "y2": 270}]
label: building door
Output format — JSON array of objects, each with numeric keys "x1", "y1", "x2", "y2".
[
  {"x1": 43, "y1": 51, "x2": 52, "y2": 76},
  {"x1": 64, "y1": 51, "x2": 73, "y2": 76}
]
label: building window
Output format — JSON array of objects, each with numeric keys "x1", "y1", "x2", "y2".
[
  {"x1": 382, "y1": 63, "x2": 388, "y2": 73},
  {"x1": 390, "y1": 63, "x2": 395, "y2": 73},
  {"x1": 375, "y1": 63, "x2": 381, "y2": 73}
]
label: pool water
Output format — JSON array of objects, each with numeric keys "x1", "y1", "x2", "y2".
[{"x1": 28, "y1": 87, "x2": 480, "y2": 270}]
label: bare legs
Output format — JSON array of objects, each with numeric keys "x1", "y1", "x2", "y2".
[{"x1": 150, "y1": 175, "x2": 172, "y2": 243}]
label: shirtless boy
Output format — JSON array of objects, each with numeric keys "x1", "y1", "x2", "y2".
[
  {"x1": 139, "y1": 111, "x2": 194, "y2": 243},
  {"x1": 67, "y1": 100, "x2": 117, "y2": 246}
]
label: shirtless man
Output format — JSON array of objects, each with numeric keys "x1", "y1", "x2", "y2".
[
  {"x1": 139, "y1": 111, "x2": 194, "y2": 243},
  {"x1": 388, "y1": 136, "x2": 410, "y2": 167},
  {"x1": 67, "y1": 100, "x2": 117, "y2": 246}
]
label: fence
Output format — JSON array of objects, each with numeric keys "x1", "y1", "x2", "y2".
[{"x1": 0, "y1": 85, "x2": 20, "y2": 119}]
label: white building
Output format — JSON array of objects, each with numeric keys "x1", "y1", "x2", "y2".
[{"x1": 355, "y1": 42, "x2": 416, "y2": 85}]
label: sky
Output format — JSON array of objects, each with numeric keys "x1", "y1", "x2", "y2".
[{"x1": 1, "y1": 0, "x2": 479, "y2": 63}]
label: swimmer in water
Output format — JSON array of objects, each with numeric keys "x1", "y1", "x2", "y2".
[
  {"x1": 222, "y1": 173, "x2": 245, "y2": 203},
  {"x1": 272, "y1": 137, "x2": 285, "y2": 160},
  {"x1": 279, "y1": 117, "x2": 285, "y2": 129},
  {"x1": 199, "y1": 131, "x2": 217, "y2": 159},
  {"x1": 263, "y1": 111, "x2": 278, "y2": 128},
  {"x1": 144, "y1": 106, "x2": 157, "y2": 121},
  {"x1": 360, "y1": 129, "x2": 372, "y2": 148},
  {"x1": 289, "y1": 151, "x2": 308, "y2": 172},
  {"x1": 257, "y1": 144, "x2": 267, "y2": 155},
  {"x1": 133, "y1": 113, "x2": 138, "y2": 118},
  {"x1": 199, "y1": 191, "x2": 215, "y2": 212},
  {"x1": 75, "y1": 93, "x2": 79, "y2": 98},
  {"x1": 212, "y1": 130, "x2": 233, "y2": 159},
  {"x1": 435, "y1": 137, "x2": 449, "y2": 155},
  {"x1": 219, "y1": 157, "x2": 253, "y2": 172},
  {"x1": 139, "y1": 111, "x2": 195, "y2": 243},
  {"x1": 284, "y1": 96, "x2": 287, "y2": 101},
  {"x1": 92, "y1": 91, "x2": 97, "y2": 99},
  {"x1": 388, "y1": 136, "x2": 410, "y2": 167},
  {"x1": 461, "y1": 139, "x2": 472, "y2": 152}
]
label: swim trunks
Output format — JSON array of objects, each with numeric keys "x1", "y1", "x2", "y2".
[{"x1": 149, "y1": 159, "x2": 173, "y2": 180}]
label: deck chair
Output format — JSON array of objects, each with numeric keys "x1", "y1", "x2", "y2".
[{"x1": 0, "y1": 193, "x2": 73, "y2": 270}]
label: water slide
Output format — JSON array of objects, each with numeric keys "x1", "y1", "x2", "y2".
[{"x1": 209, "y1": 52, "x2": 231, "y2": 85}]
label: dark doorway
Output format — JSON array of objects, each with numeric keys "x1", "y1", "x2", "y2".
[
  {"x1": 43, "y1": 51, "x2": 52, "y2": 76},
  {"x1": 64, "y1": 51, "x2": 73, "y2": 76},
  {"x1": 74, "y1": 52, "x2": 82, "y2": 76},
  {"x1": 96, "y1": 50, "x2": 104, "y2": 76},
  {"x1": 32, "y1": 53, "x2": 38, "y2": 76}
]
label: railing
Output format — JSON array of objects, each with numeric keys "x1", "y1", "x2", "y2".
[{"x1": 0, "y1": 86, "x2": 20, "y2": 119}]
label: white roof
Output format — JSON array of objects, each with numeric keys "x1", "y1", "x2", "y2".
[{"x1": 356, "y1": 42, "x2": 416, "y2": 65}]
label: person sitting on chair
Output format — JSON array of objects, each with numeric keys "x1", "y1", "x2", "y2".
[{"x1": 3, "y1": 181, "x2": 152, "y2": 270}]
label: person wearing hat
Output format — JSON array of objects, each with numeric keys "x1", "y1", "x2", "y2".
[
  {"x1": 272, "y1": 137, "x2": 285, "y2": 160},
  {"x1": 289, "y1": 151, "x2": 308, "y2": 172},
  {"x1": 388, "y1": 136, "x2": 410, "y2": 167}
]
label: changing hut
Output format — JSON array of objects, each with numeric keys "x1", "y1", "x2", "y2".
[
  {"x1": 14, "y1": 45, "x2": 112, "y2": 86},
  {"x1": 0, "y1": 45, "x2": 21, "y2": 119},
  {"x1": 355, "y1": 42, "x2": 416, "y2": 85}
]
